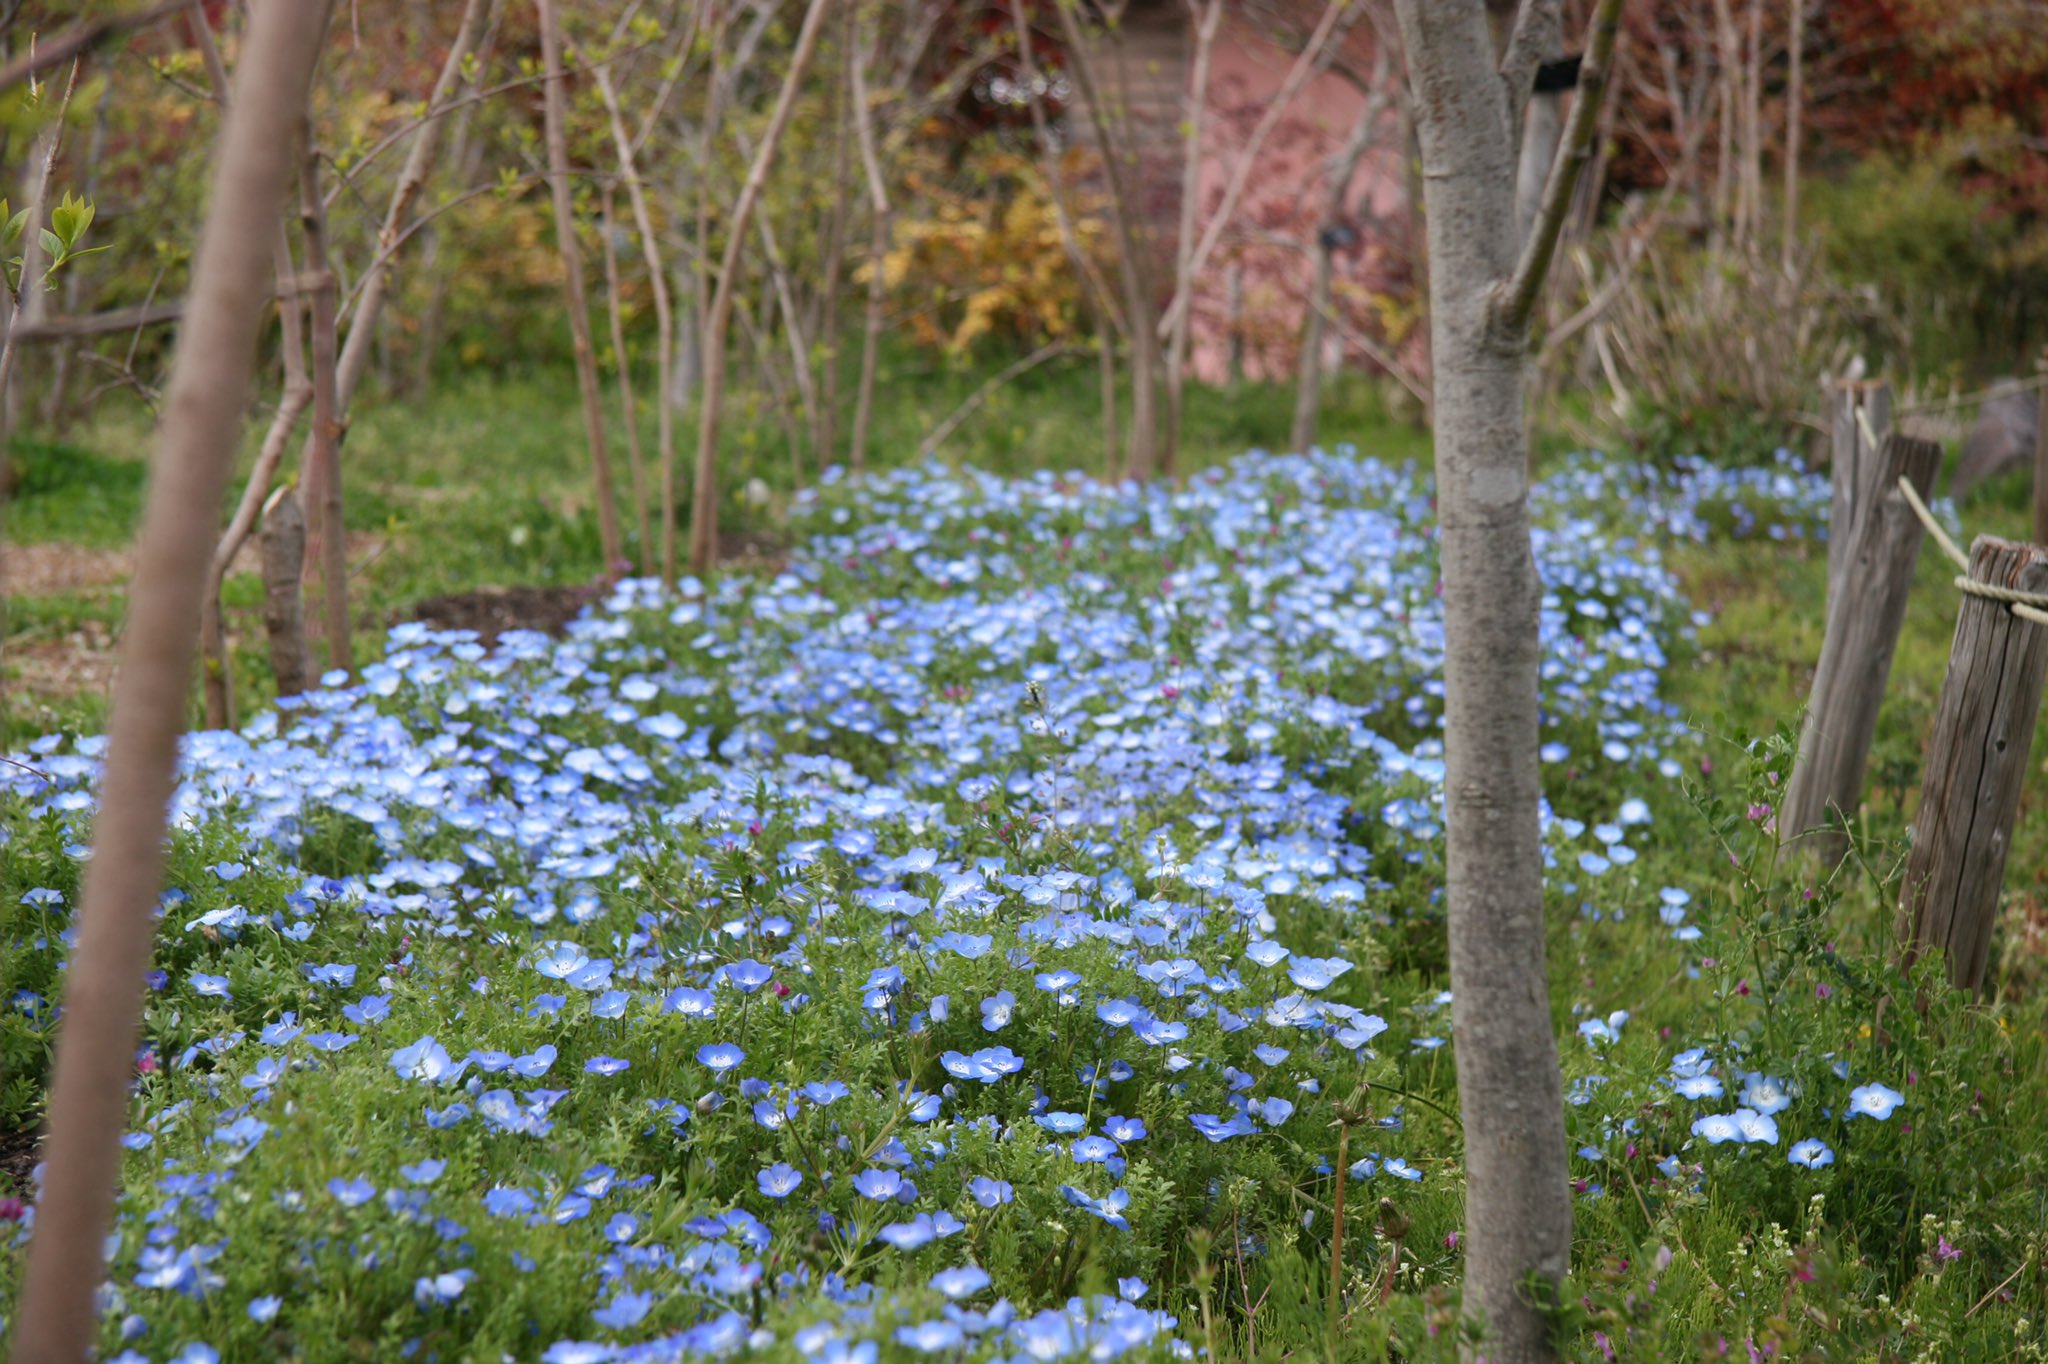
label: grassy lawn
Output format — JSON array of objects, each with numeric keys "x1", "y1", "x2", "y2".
[{"x1": 2, "y1": 353, "x2": 1426, "y2": 745}]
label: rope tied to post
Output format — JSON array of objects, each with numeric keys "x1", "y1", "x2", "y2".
[
  {"x1": 1893, "y1": 466, "x2": 2048, "y2": 628},
  {"x1": 1859, "y1": 405, "x2": 2048, "y2": 627}
]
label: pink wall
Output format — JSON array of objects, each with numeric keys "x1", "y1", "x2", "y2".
[{"x1": 1181, "y1": 14, "x2": 1415, "y2": 389}]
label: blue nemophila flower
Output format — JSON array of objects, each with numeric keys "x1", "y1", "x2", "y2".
[
  {"x1": 661, "y1": 986, "x2": 716, "y2": 1017},
  {"x1": 696, "y1": 1042, "x2": 745, "y2": 1074},
  {"x1": 1191, "y1": 1112, "x2": 1257, "y2": 1142},
  {"x1": 979, "y1": 991, "x2": 1016, "y2": 1031},
  {"x1": 1059, "y1": 1184, "x2": 1131, "y2": 1230},
  {"x1": 301, "y1": 962, "x2": 356, "y2": 988},
  {"x1": 259, "y1": 1014, "x2": 303, "y2": 1046},
  {"x1": 1849, "y1": 1082, "x2": 1905, "y2": 1120},
  {"x1": 1286, "y1": 955, "x2": 1351, "y2": 991},
  {"x1": 399, "y1": 1158, "x2": 445, "y2": 1185},
  {"x1": 327, "y1": 1177, "x2": 377, "y2": 1208},
  {"x1": 723, "y1": 959, "x2": 774, "y2": 991},
  {"x1": 930, "y1": 1264, "x2": 992, "y2": 1299},
  {"x1": 896, "y1": 1321, "x2": 966, "y2": 1353},
  {"x1": 1789, "y1": 1139, "x2": 1836, "y2": 1168},
  {"x1": 593, "y1": 1290, "x2": 653, "y2": 1329},
  {"x1": 1739, "y1": 1073, "x2": 1793, "y2": 1115},
  {"x1": 802, "y1": 1079, "x2": 849, "y2": 1106},
  {"x1": 1072, "y1": 1136, "x2": 1118, "y2": 1164},
  {"x1": 853, "y1": 1168, "x2": 913, "y2": 1202},
  {"x1": 341, "y1": 993, "x2": 391, "y2": 1026},
  {"x1": 414, "y1": 1270, "x2": 471, "y2": 1307},
  {"x1": 1672, "y1": 1073, "x2": 1724, "y2": 1101},
  {"x1": 758, "y1": 1162, "x2": 804, "y2": 1198},
  {"x1": 389, "y1": 1035, "x2": 467, "y2": 1084},
  {"x1": 248, "y1": 1295, "x2": 282, "y2": 1323},
  {"x1": 876, "y1": 1211, "x2": 965, "y2": 1250},
  {"x1": 189, "y1": 972, "x2": 232, "y2": 1000},
  {"x1": 967, "y1": 1176, "x2": 1014, "y2": 1208},
  {"x1": 584, "y1": 1056, "x2": 629, "y2": 1076},
  {"x1": 1383, "y1": 1157, "x2": 1423, "y2": 1181},
  {"x1": 1096, "y1": 998, "x2": 1149, "y2": 1029},
  {"x1": 1102, "y1": 1115, "x2": 1147, "y2": 1142},
  {"x1": 589, "y1": 990, "x2": 629, "y2": 1019}
]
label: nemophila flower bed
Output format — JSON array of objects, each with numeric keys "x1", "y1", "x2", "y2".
[{"x1": 0, "y1": 450, "x2": 2013, "y2": 1362}]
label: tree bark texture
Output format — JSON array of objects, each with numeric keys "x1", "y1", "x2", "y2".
[
  {"x1": 262, "y1": 485, "x2": 312, "y2": 702},
  {"x1": 7, "y1": 3, "x2": 332, "y2": 1357},
  {"x1": 1898, "y1": 536, "x2": 2048, "y2": 994},
  {"x1": 1392, "y1": 0, "x2": 1620, "y2": 1355}
]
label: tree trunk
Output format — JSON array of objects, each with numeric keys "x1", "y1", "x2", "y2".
[
  {"x1": 1294, "y1": 56, "x2": 1389, "y2": 454},
  {"x1": 1051, "y1": 0, "x2": 1161, "y2": 480},
  {"x1": 688, "y1": 0, "x2": 832, "y2": 575},
  {"x1": 1392, "y1": 0, "x2": 1623, "y2": 1356},
  {"x1": 7, "y1": 5, "x2": 332, "y2": 1358},
  {"x1": 599, "y1": 187, "x2": 655, "y2": 575},
  {"x1": 1781, "y1": 0, "x2": 1803, "y2": 274},
  {"x1": 299, "y1": 141, "x2": 352, "y2": 680},
  {"x1": 847, "y1": 21, "x2": 890, "y2": 475},
  {"x1": 1164, "y1": 0, "x2": 1224, "y2": 478},
  {"x1": 594, "y1": 63, "x2": 678, "y2": 585},
  {"x1": 261, "y1": 485, "x2": 312, "y2": 702},
  {"x1": 537, "y1": 0, "x2": 624, "y2": 577}
]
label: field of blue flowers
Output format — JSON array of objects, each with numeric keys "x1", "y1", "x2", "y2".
[{"x1": 2, "y1": 448, "x2": 2042, "y2": 1361}]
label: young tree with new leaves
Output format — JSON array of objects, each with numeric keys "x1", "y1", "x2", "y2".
[{"x1": 1390, "y1": 0, "x2": 1623, "y2": 1358}]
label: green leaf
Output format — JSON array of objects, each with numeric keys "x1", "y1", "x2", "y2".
[
  {"x1": 38, "y1": 227, "x2": 63, "y2": 260},
  {"x1": 3, "y1": 207, "x2": 27, "y2": 246}
]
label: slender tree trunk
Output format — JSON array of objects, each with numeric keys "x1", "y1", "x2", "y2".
[
  {"x1": 1391, "y1": 0, "x2": 1623, "y2": 1359},
  {"x1": 1008, "y1": 0, "x2": 1123, "y2": 476},
  {"x1": 600, "y1": 187, "x2": 655, "y2": 575},
  {"x1": 1052, "y1": 0, "x2": 1162, "y2": 480},
  {"x1": 595, "y1": 63, "x2": 679, "y2": 584},
  {"x1": 689, "y1": 0, "x2": 832, "y2": 575},
  {"x1": 1164, "y1": 0, "x2": 1223, "y2": 477},
  {"x1": 1782, "y1": 0, "x2": 1803, "y2": 273},
  {"x1": 203, "y1": 226, "x2": 313, "y2": 731},
  {"x1": 845, "y1": 16, "x2": 888, "y2": 474},
  {"x1": 7, "y1": 6, "x2": 332, "y2": 1359},
  {"x1": 297, "y1": 138, "x2": 351, "y2": 680},
  {"x1": 538, "y1": 0, "x2": 624, "y2": 577},
  {"x1": 814, "y1": 21, "x2": 854, "y2": 467},
  {"x1": 1294, "y1": 54, "x2": 1390, "y2": 454}
]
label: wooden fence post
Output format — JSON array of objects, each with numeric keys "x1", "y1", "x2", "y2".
[
  {"x1": 1826, "y1": 379, "x2": 1892, "y2": 604},
  {"x1": 1781, "y1": 432, "x2": 1943, "y2": 860},
  {"x1": 1897, "y1": 535, "x2": 2048, "y2": 993},
  {"x1": 2032, "y1": 350, "x2": 2048, "y2": 546}
]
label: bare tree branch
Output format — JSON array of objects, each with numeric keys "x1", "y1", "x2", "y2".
[
  {"x1": 1498, "y1": 0, "x2": 1562, "y2": 132},
  {"x1": 1495, "y1": 0, "x2": 1626, "y2": 337},
  {"x1": 0, "y1": 0, "x2": 187, "y2": 93}
]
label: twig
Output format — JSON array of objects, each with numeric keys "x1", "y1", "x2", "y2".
[
  {"x1": 0, "y1": 0, "x2": 188, "y2": 93},
  {"x1": 918, "y1": 342, "x2": 1075, "y2": 458}
]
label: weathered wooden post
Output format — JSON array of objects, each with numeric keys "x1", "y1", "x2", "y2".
[
  {"x1": 1781, "y1": 432, "x2": 1943, "y2": 860},
  {"x1": 1898, "y1": 535, "x2": 2048, "y2": 993},
  {"x1": 2032, "y1": 350, "x2": 2048, "y2": 546},
  {"x1": 1826, "y1": 379, "x2": 1892, "y2": 604}
]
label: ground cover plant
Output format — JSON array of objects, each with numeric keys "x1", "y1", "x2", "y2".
[{"x1": 4, "y1": 442, "x2": 2043, "y2": 1361}]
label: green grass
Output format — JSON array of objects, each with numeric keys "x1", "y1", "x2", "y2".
[{"x1": 2, "y1": 351, "x2": 1422, "y2": 745}]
